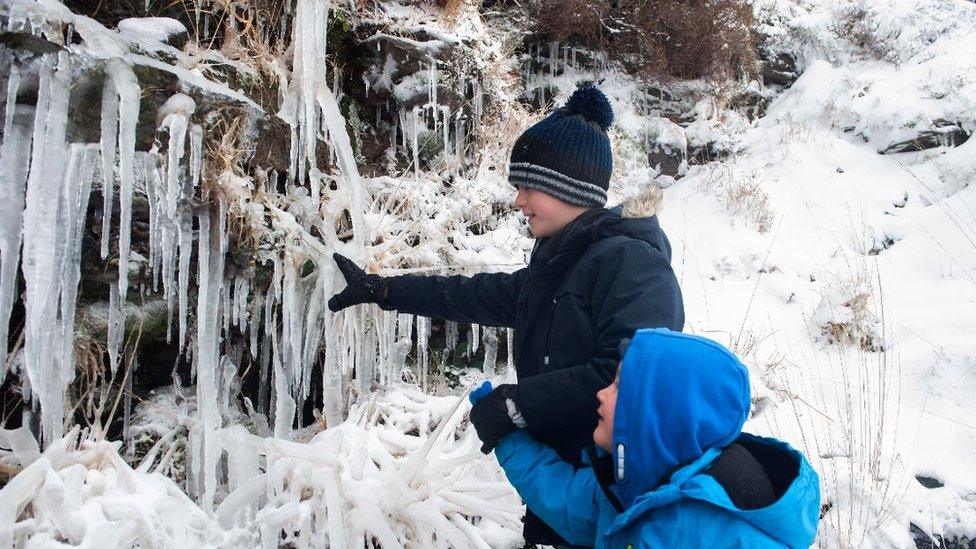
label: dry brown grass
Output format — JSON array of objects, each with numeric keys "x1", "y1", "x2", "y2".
[
  {"x1": 722, "y1": 176, "x2": 774, "y2": 233},
  {"x1": 530, "y1": 0, "x2": 757, "y2": 81}
]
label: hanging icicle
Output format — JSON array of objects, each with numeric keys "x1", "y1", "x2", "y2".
[
  {"x1": 0, "y1": 68, "x2": 31, "y2": 381},
  {"x1": 194, "y1": 201, "x2": 226, "y2": 512},
  {"x1": 20, "y1": 53, "x2": 74, "y2": 444}
]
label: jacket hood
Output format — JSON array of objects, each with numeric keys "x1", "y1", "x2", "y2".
[
  {"x1": 603, "y1": 186, "x2": 672, "y2": 259},
  {"x1": 611, "y1": 329, "x2": 750, "y2": 508},
  {"x1": 608, "y1": 433, "x2": 821, "y2": 547}
]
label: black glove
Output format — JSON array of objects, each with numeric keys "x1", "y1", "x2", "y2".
[
  {"x1": 327, "y1": 253, "x2": 388, "y2": 312},
  {"x1": 470, "y1": 384, "x2": 522, "y2": 454}
]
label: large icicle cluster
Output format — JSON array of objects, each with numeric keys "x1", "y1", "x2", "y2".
[
  {"x1": 17, "y1": 54, "x2": 100, "y2": 445},
  {"x1": 1, "y1": 0, "x2": 528, "y2": 544}
]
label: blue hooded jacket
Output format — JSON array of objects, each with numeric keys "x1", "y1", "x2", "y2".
[{"x1": 494, "y1": 329, "x2": 821, "y2": 548}]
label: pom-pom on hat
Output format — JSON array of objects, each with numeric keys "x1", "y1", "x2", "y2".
[{"x1": 509, "y1": 82, "x2": 614, "y2": 207}]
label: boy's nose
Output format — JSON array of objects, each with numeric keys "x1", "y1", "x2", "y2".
[{"x1": 514, "y1": 186, "x2": 527, "y2": 208}]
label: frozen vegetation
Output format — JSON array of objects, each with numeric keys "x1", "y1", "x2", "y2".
[{"x1": 0, "y1": 0, "x2": 975, "y2": 547}]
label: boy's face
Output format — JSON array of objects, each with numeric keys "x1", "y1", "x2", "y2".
[
  {"x1": 593, "y1": 365, "x2": 621, "y2": 452},
  {"x1": 514, "y1": 186, "x2": 590, "y2": 238}
]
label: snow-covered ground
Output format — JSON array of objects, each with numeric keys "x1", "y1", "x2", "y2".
[
  {"x1": 1, "y1": 0, "x2": 975, "y2": 547},
  {"x1": 665, "y1": 1, "x2": 976, "y2": 546}
]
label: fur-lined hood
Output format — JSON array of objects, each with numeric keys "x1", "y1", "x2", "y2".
[
  {"x1": 619, "y1": 185, "x2": 664, "y2": 219},
  {"x1": 598, "y1": 185, "x2": 671, "y2": 259}
]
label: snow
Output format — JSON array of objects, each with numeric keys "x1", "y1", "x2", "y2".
[
  {"x1": 117, "y1": 17, "x2": 187, "y2": 44},
  {"x1": 2, "y1": 0, "x2": 976, "y2": 546}
]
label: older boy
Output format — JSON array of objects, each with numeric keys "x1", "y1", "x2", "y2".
[
  {"x1": 328, "y1": 85, "x2": 684, "y2": 544},
  {"x1": 472, "y1": 328, "x2": 821, "y2": 548}
]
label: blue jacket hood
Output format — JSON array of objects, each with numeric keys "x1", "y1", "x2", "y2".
[
  {"x1": 611, "y1": 329, "x2": 751, "y2": 508},
  {"x1": 607, "y1": 433, "x2": 821, "y2": 547}
]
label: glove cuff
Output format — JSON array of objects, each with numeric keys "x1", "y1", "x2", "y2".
[{"x1": 505, "y1": 399, "x2": 527, "y2": 428}]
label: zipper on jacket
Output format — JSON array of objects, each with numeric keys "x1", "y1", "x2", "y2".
[{"x1": 542, "y1": 296, "x2": 557, "y2": 367}]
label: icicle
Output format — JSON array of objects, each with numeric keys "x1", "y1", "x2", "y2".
[
  {"x1": 190, "y1": 123, "x2": 203, "y2": 188},
  {"x1": 482, "y1": 327, "x2": 498, "y2": 376},
  {"x1": 144, "y1": 158, "x2": 161, "y2": 291},
  {"x1": 380, "y1": 309, "x2": 395, "y2": 385},
  {"x1": 20, "y1": 54, "x2": 72, "y2": 445},
  {"x1": 454, "y1": 114, "x2": 465, "y2": 172},
  {"x1": 107, "y1": 281, "x2": 124, "y2": 374},
  {"x1": 161, "y1": 218, "x2": 178, "y2": 342},
  {"x1": 321, "y1": 308, "x2": 342, "y2": 428},
  {"x1": 300, "y1": 272, "x2": 324, "y2": 399},
  {"x1": 272, "y1": 310, "x2": 296, "y2": 439},
  {"x1": 445, "y1": 321, "x2": 459, "y2": 354},
  {"x1": 195, "y1": 203, "x2": 225, "y2": 511},
  {"x1": 440, "y1": 105, "x2": 451, "y2": 169},
  {"x1": 390, "y1": 106, "x2": 399, "y2": 155},
  {"x1": 250, "y1": 290, "x2": 264, "y2": 360},
  {"x1": 223, "y1": 275, "x2": 232, "y2": 338},
  {"x1": 395, "y1": 313, "x2": 413, "y2": 384},
  {"x1": 315, "y1": 81, "x2": 366, "y2": 249},
  {"x1": 472, "y1": 79, "x2": 483, "y2": 137},
  {"x1": 428, "y1": 62, "x2": 438, "y2": 107},
  {"x1": 152, "y1": 95, "x2": 195, "y2": 342},
  {"x1": 259, "y1": 285, "x2": 275, "y2": 413},
  {"x1": 416, "y1": 316, "x2": 430, "y2": 391},
  {"x1": 58, "y1": 145, "x2": 96, "y2": 390},
  {"x1": 235, "y1": 276, "x2": 250, "y2": 333},
  {"x1": 281, "y1": 256, "x2": 302, "y2": 384},
  {"x1": 99, "y1": 67, "x2": 118, "y2": 261},
  {"x1": 0, "y1": 68, "x2": 31, "y2": 380},
  {"x1": 470, "y1": 323, "x2": 480, "y2": 355},
  {"x1": 177, "y1": 210, "x2": 193, "y2": 350},
  {"x1": 359, "y1": 310, "x2": 377, "y2": 394},
  {"x1": 409, "y1": 107, "x2": 421, "y2": 181},
  {"x1": 122, "y1": 347, "x2": 137, "y2": 448},
  {"x1": 159, "y1": 93, "x2": 196, "y2": 218},
  {"x1": 506, "y1": 328, "x2": 515, "y2": 376},
  {"x1": 270, "y1": 256, "x2": 295, "y2": 438},
  {"x1": 106, "y1": 60, "x2": 141, "y2": 302},
  {"x1": 289, "y1": 0, "x2": 330, "y2": 186}
]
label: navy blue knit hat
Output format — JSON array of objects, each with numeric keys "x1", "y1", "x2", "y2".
[{"x1": 509, "y1": 83, "x2": 614, "y2": 207}]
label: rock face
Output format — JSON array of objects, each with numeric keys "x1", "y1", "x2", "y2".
[
  {"x1": 881, "y1": 119, "x2": 973, "y2": 154},
  {"x1": 0, "y1": 0, "x2": 502, "y2": 446},
  {"x1": 759, "y1": 50, "x2": 800, "y2": 88},
  {"x1": 644, "y1": 117, "x2": 688, "y2": 178},
  {"x1": 911, "y1": 523, "x2": 976, "y2": 549}
]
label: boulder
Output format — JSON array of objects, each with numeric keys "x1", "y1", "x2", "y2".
[
  {"x1": 644, "y1": 117, "x2": 687, "y2": 178},
  {"x1": 759, "y1": 51, "x2": 800, "y2": 88},
  {"x1": 881, "y1": 119, "x2": 972, "y2": 154}
]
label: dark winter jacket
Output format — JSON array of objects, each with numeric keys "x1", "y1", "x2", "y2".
[
  {"x1": 381, "y1": 187, "x2": 684, "y2": 544},
  {"x1": 495, "y1": 329, "x2": 821, "y2": 548}
]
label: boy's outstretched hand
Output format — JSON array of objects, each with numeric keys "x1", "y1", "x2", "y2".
[
  {"x1": 328, "y1": 253, "x2": 388, "y2": 312},
  {"x1": 470, "y1": 383, "x2": 522, "y2": 454}
]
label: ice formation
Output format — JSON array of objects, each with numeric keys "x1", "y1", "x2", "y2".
[
  {"x1": 1, "y1": 0, "x2": 523, "y2": 535},
  {"x1": 20, "y1": 54, "x2": 74, "y2": 444},
  {"x1": 0, "y1": 69, "x2": 29, "y2": 382}
]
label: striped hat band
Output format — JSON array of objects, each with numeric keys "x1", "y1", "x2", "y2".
[{"x1": 509, "y1": 162, "x2": 608, "y2": 207}]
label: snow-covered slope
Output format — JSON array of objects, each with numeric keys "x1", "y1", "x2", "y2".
[{"x1": 665, "y1": 0, "x2": 976, "y2": 546}]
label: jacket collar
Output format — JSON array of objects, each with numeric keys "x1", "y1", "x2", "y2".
[{"x1": 604, "y1": 447, "x2": 723, "y2": 535}]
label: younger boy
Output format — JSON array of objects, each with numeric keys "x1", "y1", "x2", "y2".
[{"x1": 471, "y1": 328, "x2": 821, "y2": 548}]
